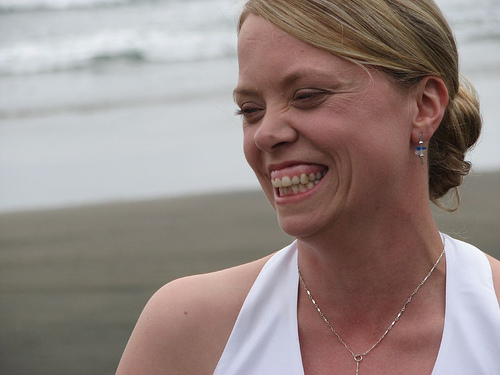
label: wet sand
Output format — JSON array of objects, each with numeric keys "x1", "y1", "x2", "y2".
[{"x1": 1, "y1": 171, "x2": 499, "y2": 374}]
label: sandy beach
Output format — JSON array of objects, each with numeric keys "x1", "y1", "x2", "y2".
[{"x1": 1, "y1": 170, "x2": 499, "y2": 375}]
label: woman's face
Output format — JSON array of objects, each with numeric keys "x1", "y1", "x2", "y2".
[{"x1": 235, "y1": 14, "x2": 415, "y2": 239}]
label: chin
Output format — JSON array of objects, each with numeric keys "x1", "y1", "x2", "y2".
[{"x1": 276, "y1": 213, "x2": 324, "y2": 240}]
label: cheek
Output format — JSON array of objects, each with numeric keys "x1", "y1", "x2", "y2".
[
  {"x1": 242, "y1": 127, "x2": 276, "y2": 197},
  {"x1": 242, "y1": 128, "x2": 257, "y2": 168}
]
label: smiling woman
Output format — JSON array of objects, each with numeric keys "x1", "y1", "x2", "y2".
[
  {"x1": 235, "y1": 25, "x2": 424, "y2": 238},
  {"x1": 115, "y1": 1, "x2": 500, "y2": 375}
]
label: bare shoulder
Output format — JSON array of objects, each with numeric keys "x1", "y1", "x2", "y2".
[
  {"x1": 486, "y1": 253, "x2": 500, "y2": 305},
  {"x1": 116, "y1": 253, "x2": 273, "y2": 375}
]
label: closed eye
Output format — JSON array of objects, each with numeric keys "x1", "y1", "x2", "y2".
[
  {"x1": 235, "y1": 107, "x2": 260, "y2": 116},
  {"x1": 235, "y1": 103, "x2": 264, "y2": 123},
  {"x1": 291, "y1": 89, "x2": 330, "y2": 109}
]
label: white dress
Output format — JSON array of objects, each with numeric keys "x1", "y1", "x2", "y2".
[{"x1": 213, "y1": 234, "x2": 500, "y2": 375}]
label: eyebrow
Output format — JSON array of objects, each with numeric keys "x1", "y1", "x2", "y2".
[
  {"x1": 232, "y1": 87, "x2": 258, "y2": 101},
  {"x1": 281, "y1": 68, "x2": 346, "y2": 86}
]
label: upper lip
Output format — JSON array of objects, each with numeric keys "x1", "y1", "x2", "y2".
[{"x1": 268, "y1": 161, "x2": 319, "y2": 174}]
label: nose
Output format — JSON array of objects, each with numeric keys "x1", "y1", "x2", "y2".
[{"x1": 253, "y1": 111, "x2": 298, "y2": 152}]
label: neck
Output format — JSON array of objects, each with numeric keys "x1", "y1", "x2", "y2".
[{"x1": 296, "y1": 201, "x2": 445, "y2": 319}]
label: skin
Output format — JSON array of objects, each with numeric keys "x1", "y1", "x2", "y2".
[{"x1": 116, "y1": 13, "x2": 500, "y2": 375}]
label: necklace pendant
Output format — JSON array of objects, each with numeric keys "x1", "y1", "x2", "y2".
[{"x1": 353, "y1": 355, "x2": 363, "y2": 375}]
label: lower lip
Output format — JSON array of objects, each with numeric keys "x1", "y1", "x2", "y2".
[{"x1": 273, "y1": 172, "x2": 326, "y2": 204}]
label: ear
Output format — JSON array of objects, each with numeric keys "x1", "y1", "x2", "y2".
[{"x1": 411, "y1": 76, "x2": 449, "y2": 144}]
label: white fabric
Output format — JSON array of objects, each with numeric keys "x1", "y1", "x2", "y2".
[
  {"x1": 213, "y1": 242, "x2": 304, "y2": 374},
  {"x1": 213, "y1": 235, "x2": 500, "y2": 374},
  {"x1": 432, "y1": 235, "x2": 500, "y2": 374}
]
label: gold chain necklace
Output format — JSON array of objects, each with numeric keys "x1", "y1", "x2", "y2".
[{"x1": 298, "y1": 237, "x2": 445, "y2": 375}]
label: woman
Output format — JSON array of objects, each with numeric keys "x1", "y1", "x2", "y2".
[{"x1": 116, "y1": 1, "x2": 500, "y2": 374}]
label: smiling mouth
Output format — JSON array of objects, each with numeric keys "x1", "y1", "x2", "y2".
[{"x1": 271, "y1": 169, "x2": 327, "y2": 197}]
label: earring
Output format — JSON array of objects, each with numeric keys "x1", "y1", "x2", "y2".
[{"x1": 415, "y1": 134, "x2": 427, "y2": 165}]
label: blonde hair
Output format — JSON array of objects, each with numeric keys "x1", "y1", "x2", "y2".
[{"x1": 238, "y1": 0, "x2": 481, "y2": 210}]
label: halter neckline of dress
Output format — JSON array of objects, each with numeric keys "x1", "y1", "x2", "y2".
[{"x1": 214, "y1": 234, "x2": 500, "y2": 375}]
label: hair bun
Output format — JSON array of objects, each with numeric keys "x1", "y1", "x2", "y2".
[{"x1": 428, "y1": 76, "x2": 482, "y2": 209}]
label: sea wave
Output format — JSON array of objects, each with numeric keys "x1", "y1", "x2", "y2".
[
  {"x1": 1, "y1": 0, "x2": 498, "y2": 77},
  {"x1": 0, "y1": 0, "x2": 240, "y2": 75},
  {"x1": 0, "y1": 28, "x2": 236, "y2": 75}
]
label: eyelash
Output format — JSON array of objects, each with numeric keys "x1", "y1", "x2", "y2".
[
  {"x1": 235, "y1": 105, "x2": 262, "y2": 120},
  {"x1": 235, "y1": 90, "x2": 329, "y2": 119},
  {"x1": 235, "y1": 107, "x2": 255, "y2": 116},
  {"x1": 292, "y1": 90, "x2": 329, "y2": 104}
]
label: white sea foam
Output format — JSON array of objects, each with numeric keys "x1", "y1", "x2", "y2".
[
  {"x1": 0, "y1": 0, "x2": 133, "y2": 12},
  {"x1": 0, "y1": 28, "x2": 236, "y2": 75},
  {"x1": 0, "y1": 0, "x2": 238, "y2": 75},
  {"x1": 0, "y1": 0, "x2": 498, "y2": 76}
]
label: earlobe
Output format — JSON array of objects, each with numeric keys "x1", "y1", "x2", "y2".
[{"x1": 411, "y1": 76, "x2": 449, "y2": 144}]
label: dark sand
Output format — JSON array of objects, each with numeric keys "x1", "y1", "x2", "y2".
[{"x1": 1, "y1": 171, "x2": 499, "y2": 375}]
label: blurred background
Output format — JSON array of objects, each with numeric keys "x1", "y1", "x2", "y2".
[
  {"x1": 0, "y1": 0, "x2": 499, "y2": 374},
  {"x1": 0, "y1": 0, "x2": 499, "y2": 212},
  {"x1": 0, "y1": 0, "x2": 248, "y2": 213}
]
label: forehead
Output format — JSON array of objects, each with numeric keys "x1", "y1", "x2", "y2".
[
  {"x1": 236, "y1": 14, "x2": 360, "y2": 91},
  {"x1": 238, "y1": 14, "x2": 331, "y2": 64}
]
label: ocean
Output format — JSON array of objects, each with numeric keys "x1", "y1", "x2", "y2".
[{"x1": 0, "y1": 0, "x2": 499, "y2": 212}]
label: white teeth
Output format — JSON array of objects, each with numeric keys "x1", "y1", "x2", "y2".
[
  {"x1": 282, "y1": 176, "x2": 292, "y2": 187},
  {"x1": 272, "y1": 169, "x2": 327, "y2": 194},
  {"x1": 300, "y1": 173, "x2": 309, "y2": 184},
  {"x1": 278, "y1": 187, "x2": 289, "y2": 196},
  {"x1": 272, "y1": 178, "x2": 282, "y2": 188}
]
